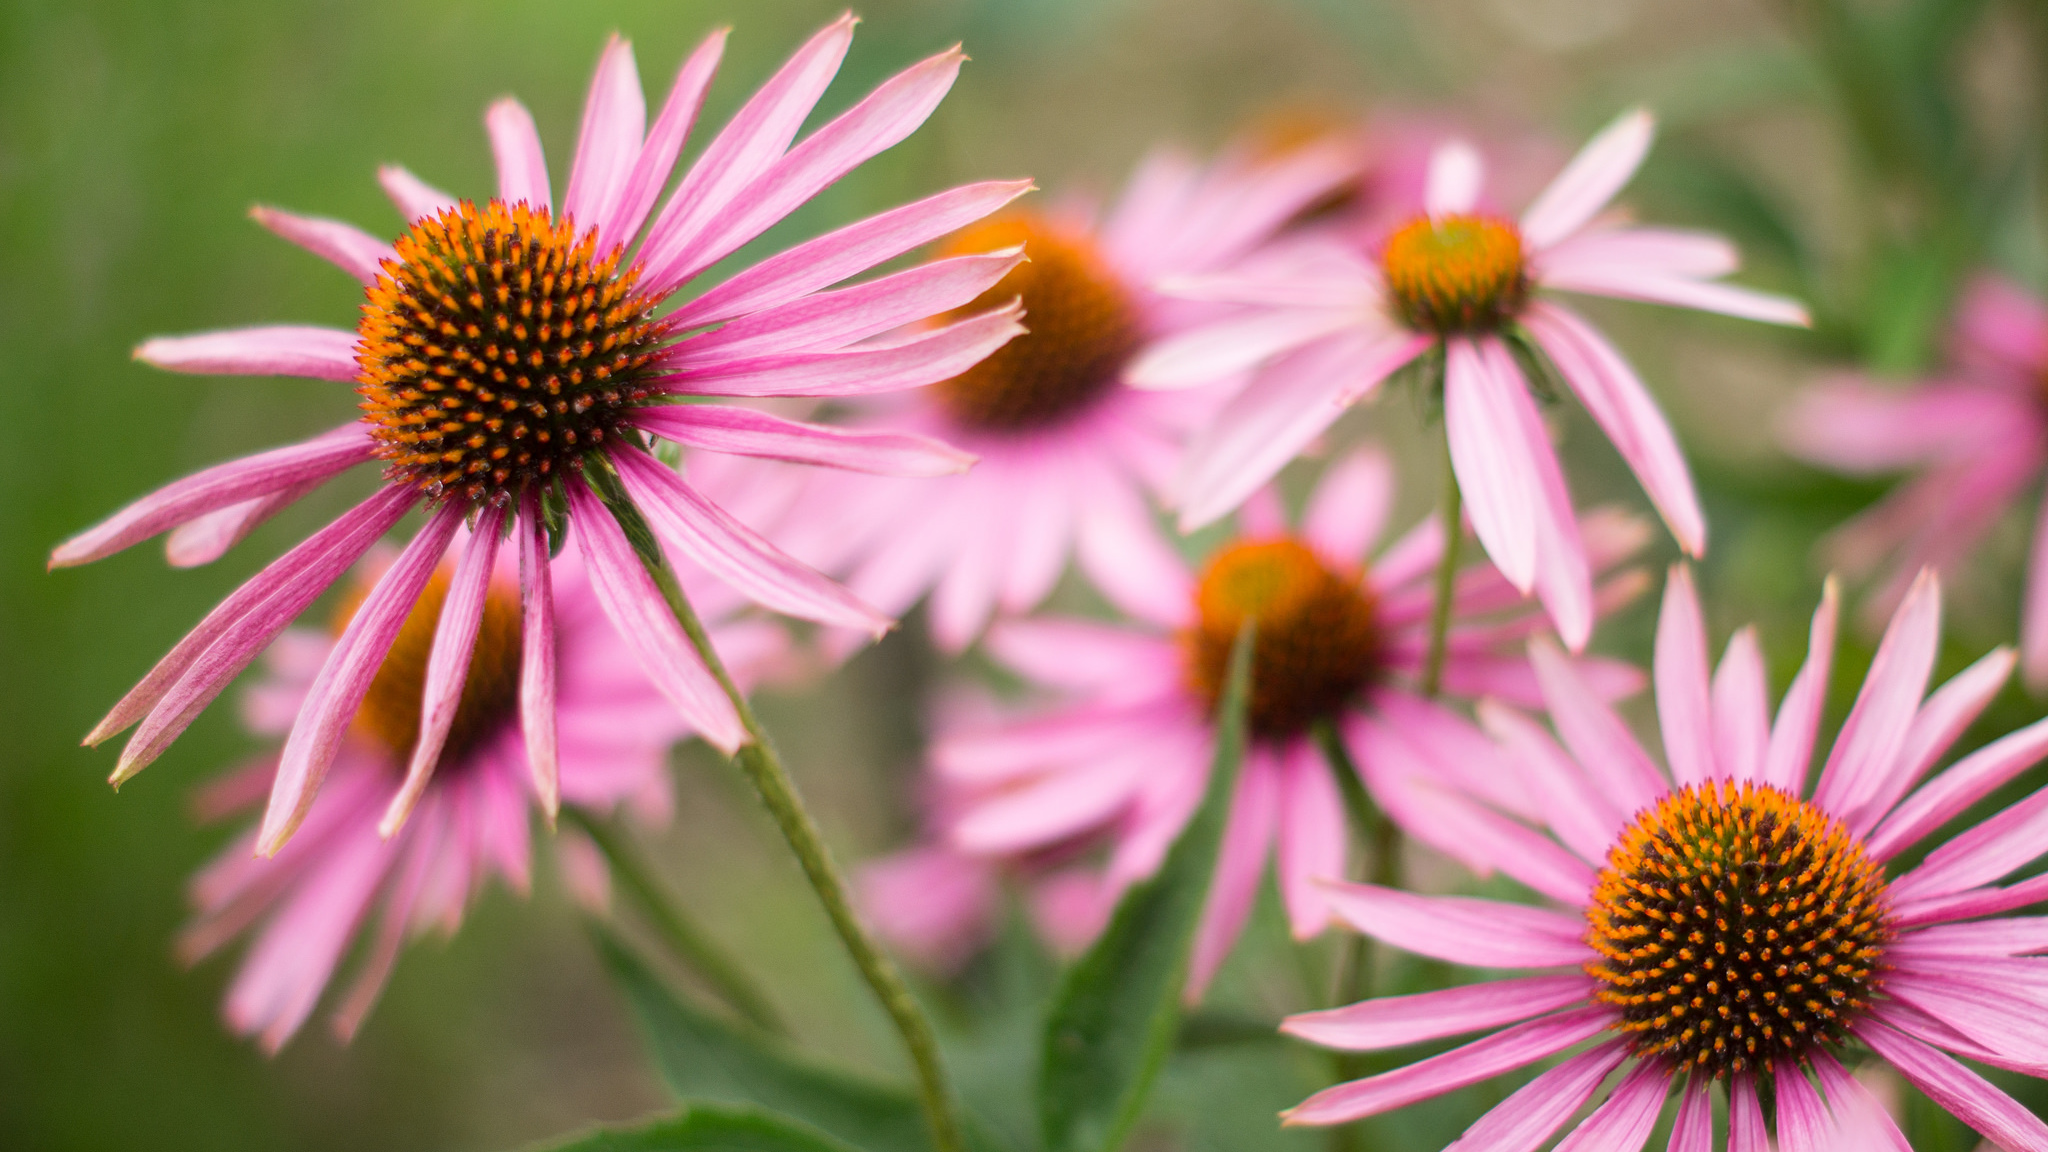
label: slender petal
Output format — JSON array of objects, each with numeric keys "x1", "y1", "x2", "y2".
[
  {"x1": 1761, "y1": 576, "x2": 1838, "y2": 793},
  {"x1": 1529, "y1": 637, "x2": 1665, "y2": 815},
  {"x1": 1126, "y1": 306, "x2": 1363, "y2": 391},
  {"x1": 1280, "y1": 974, "x2": 1590, "y2": 1051},
  {"x1": 1477, "y1": 700, "x2": 1627, "y2": 866},
  {"x1": 1445, "y1": 337, "x2": 1538, "y2": 590},
  {"x1": 1811, "y1": 1051, "x2": 1912, "y2": 1152},
  {"x1": 1868, "y1": 714, "x2": 2048, "y2": 860},
  {"x1": 518, "y1": 500, "x2": 559, "y2": 820},
  {"x1": 1187, "y1": 751, "x2": 1280, "y2": 998},
  {"x1": 1857, "y1": 1018, "x2": 2048, "y2": 1152},
  {"x1": 1711, "y1": 626, "x2": 1769, "y2": 782},
  {"x1": 1077, "y1": 482, "x2": 1194, "y2": 629},
  {"x1": 135, "y1": 325, "x2": 361, "y2": 382},
  {"x1": 249, "y1": 206, "x2": 393, "y2": 285},
  {"x1": 1894, "y1": 871, "x2": 2048, "y2": 929},
  {"x1": 1275, "y1": 740, "x2": 1346, "y2": 939},
  {"x1": 1303, "y1": 448, "x2": 1394, "y2": 568},
  {"x1": 633, "y1": 405, "x2": 973, "y2": 477},
  {"x1": 1495, "y1": 336, "x2": 1593, "y2": 649},
  {"x1": 1540, "y1": 264, "x2": 1810, "y2": 326},
  {"x1": 1729, "y1": 1074, "x2": 1767, "y2": 1152},
  {"x1": 563, "y1": 35, "x2": 646, "y2": 246},
  {"x1": 669, "y1": 302, "x2": 1025, "y2": 398},
  {"x1": 1667, "y1": 1077, "x2": 1713, "y2": 1152},
  {"x1": 1439, "y1": 1041, "x2": 1629, "y2": 1152},
  {"x1": 1857, "y1": 646, "x2": 2015, "y2": 832},
  {"x1": 486, "y1": 98, "x2": 552, "y2": 211},
  {"x1": 1774, "y1": 1064, "x2": 1830, "y2": 1152},
  {"x1": 1890, "y1": 783, "x2": 2048, "y2": 902},
  {"x1": 1425, "y1": 140, "x2": 1484, "y2": 216},
  {"x1": 1520, "y1": 108, "x2": 1654, "y2": 250},
  {"x1": 164, "y1": 479, "x2": 324, "y2": 568},
  {"x1": 2024, "y1": 498, "x2": 2048, "y2": 691},
  {"x1": 378, "y1": 165, "x2": 456, "y2": 221},
  {"x1": 1318, "y1": 882, "x2": 1591, "y2": 969},
  {"x1": 1552, "y1": 1060, "x2": 1668, "y2": 1152},
  {"x1": 1655, "y1": 563, "x2": 1717, "y2": 787},
  {"x1": 1813, "y1": 569, "x2": 1940, "y2": 821},
  {"x1": 1538, "y1": 228, "x2": 1739, "y2": 282}
]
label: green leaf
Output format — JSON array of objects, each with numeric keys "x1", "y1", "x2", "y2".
[
  {"x1": 1037, "y1": 623, "x2": 1255, "y2": 1152},
  {"x1": 527, "y1": 1102, "x2": 861, "y2": 1152},
  {"x1": 595, "y1": 929, "x2": 1009, "y2": 1152}
]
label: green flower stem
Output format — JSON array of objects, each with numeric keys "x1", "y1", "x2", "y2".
[
  {"x1": 1421, "y1": 431, "x2": 1463, "y2": 700},
  {"x1": 602, "y1": 490, "x2": 965, "y2": 1152},
  {"x1": 562, "y1": 805, "x2": 787, "y2": 1036}
]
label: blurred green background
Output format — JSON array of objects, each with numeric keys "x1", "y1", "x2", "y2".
[{"x1": 4, "y1": 0, "x2": 2046, "y2": 1148}]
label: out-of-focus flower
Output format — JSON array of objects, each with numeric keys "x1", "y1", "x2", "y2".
[
  {"x1": 1284, "y1": 567, "x2": 2048, "y2": 1152},
  {"x1": 55, "y1": 19, "x2": 1028, "y2": 854},
  {"x1": 739, "y1": 140, "x2": 1358, "y2": 652},
  {"x1": 181, "y1": 536, "x2": 786, "y2": 1051},
  {"x1": 886, "y1": 451, "x2": 1646, "y2": 994},
  {"x1": 1131, "y1": 110, "x2": 1808, "y2": 650},
  {"x1": 1784, "y1": 273, "x2": 2048, "y2": 687}
]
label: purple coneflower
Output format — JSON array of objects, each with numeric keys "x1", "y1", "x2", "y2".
[
  {"x1": 1284, "y1": 566, "x2": 2048, "y2": 1152},
  {"x1": 1130, "y1": 110, "x2": 1808, "y2": 649},
  {"x1": 54, "y1": 17, "x2": 1025, "y2": 854}
]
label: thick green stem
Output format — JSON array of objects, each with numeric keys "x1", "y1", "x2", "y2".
[
  {"x1": 1421, "y1": 434, "x2": 1462, "y2": 699},
  {"x1": 563, "y1": 805, "x2": 787, "y2": 1036},
  {"x1": 605, "y1": 493, "x2": 965, "y2": 1152}
]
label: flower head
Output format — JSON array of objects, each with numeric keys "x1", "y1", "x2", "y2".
[
  {"x1": 878, "y1": 451, "x2": 1646, "y2": 993},
  {"x1": 1132, "y1": 111, "x2": 1809, "y2": 651},
  {"x1": 1282, "y1": 566, "x2": 2048, "y2": 1152},
  {"x1": 55, "y1": 19, "x2": 1026, "y2": 853}
]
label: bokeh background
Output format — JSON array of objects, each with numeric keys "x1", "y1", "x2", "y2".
[{"x1": 5, "y1": 0, "x2": 2048, "y2": 1148}]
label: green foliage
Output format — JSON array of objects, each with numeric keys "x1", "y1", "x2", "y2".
[
  {"x1": 1036, "y1": 624, "x2": 1254, "y2": 1152},
  {"x1": 527, "y1": 1103, "x2": 862, "y2": 1152}
]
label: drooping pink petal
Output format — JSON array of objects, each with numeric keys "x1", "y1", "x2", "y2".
[
  {"x1": 1528, "y1": 637, "x2": 1666, "y2": 815},
  {"x1": 1729, "y1": 1074, "x2": 1768, "y2": 1152},
  {"x1": 1441, "y1": 1042, "x2": 1629, "y2": 1152},
  {"x1": 563, "y1": 479, "x2": 744, "y2": 753},
  {"x1": 135, "y1": 325, "x2": 362, "y2": 382},
  {"x1": 1303, "y1": 448, "x2": 1394, "y2": 568},
  {"x1": 605, "y1": 29, "x2": 727, "y2": 250},
  {"x1": 1773, "y1": 1061, "x2": 1831, "y2": 1152},
  {"x1": 378, "y1": 165, "x2": 457, "y2": 222},
  {"x1": 1812, "y1": 568, "x2": 1941, "y2": 822},
  {"x1": 633, "y1": 405, "x2": 973, "y2": 477},
  {"x1": 164, "y1": 479, "x2": 325, "y2": 568},
  {"x1": 1811, "y1": 1050, "x2": 1912, "y2": 1152},
  {"x1": 997, "y1": 471, "x2": 1075, "y2": 614},
  {"x1": 1077, "y1": 482, "x2": 1195, "y2": 629},
  {"x1": 486, "y1": 98, "x2": 552, "y2": 211},
  {"x1": 249, "y1": 205, "x2": 393, "y2": 285},
  {"x1": 1552, "y1": 1059, "x2": 1668, "y2": 1152},
  {"x1": 1318, "y1": 881, "x2": 1592, "y2": 969},
  {"x1": 1667, "y1": 1076, "x2": 1713, "y2": 1152},
  {"x1": 1280, "y1": 973, "x2": 1591, "y2": 1051},
  {"x1": 638, "y1": 14, "x2": 857, "y2": 293},
  {"x1": 1445, "y1": 337, "x2": 1538, "y2": 591},
  {"x1": 1125, "y1": 306, "x2": 1363, "y2": 391},
  {"x1": 381, "y1": 507, "x2": 506, "y2": 839},
  {"x1": 1275, "y1": 740, "x2": 1346, "y2": 939},
  {"x1": 1522, "y1": 301, "x2": 1705, "y2": 556},
  {"x1": 667, "y1": 301, "x2": 1024, "y2": 398},
  {"x1": 1869, "y1": 714, "x2": 2048, "y2": 860},
  {"x1": 332, "y1": 814, "x2": 439, "y2": 1042},
  {"x1": 1424, "y1": 140, "x2": 1483, "y2": 216},
  {"x1": 929, "y1": 509, "x2": 1003, "y2": 652},
  {"x1": 671, "y1": 179, "x2": 1033, "y2": 328},
  {"x1": 258, "y1": 503, "x2": 466, "y2": 856},
  {"x1": 563, "y1": 35, "x2": 646, "y2": 248},
  {"x1": 1654, "y1": 563, "x2": 1717, "y2": 787},
  {"x1": 1761, "y1": 576, "x2": 1839, "y2": 793},
  {"x1": 518, "y1": 500, "x2": 559, "y2": 820},
  {"x1": 1187, "y1": 749, "x2": 1281, "y2": 1000},
  {"x1": 1890, "y1": 783, "x2": 2048, "y2": 903},
  {"x1": 1495, "y1": 337, "x2": 1594, "y2": 650},
  {"x1": 224, "y1": 825, "x2": 392, "y2": 1052},
  {"x1": 1857, "y1": 1017, "x2": 2048, "y2": 1152},
  {"x1": 1520, "y1": 108, "x2": 1654, "y2": 251},
  {"x1": 52, "y1": 427, "x2": 373, "y2": 568},
  {"x1": 1711, "y1": 626, "x2": 1769, "y2": 782},
  {"x1": 1280, "y1": 1006, "x2": 1611, "y2": 1126}
]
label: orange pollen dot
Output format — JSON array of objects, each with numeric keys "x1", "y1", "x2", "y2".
[
  {"x1": 1585, "y1": 780, "x2": 1894, "y2": 1082},
  {"x1": 1380, "y1": 213, "x2": 1528, "y2": 334},
  {"x1": 931, "y1": 213, "x2": 1142, "y2": 432},
  {"x1": 355, "y1": 199, "x2": 667, "y2": 506},
  {"x1": 1181, "y1": 538, "x2": 1381, "y2": 738},
  {"x1": 334, "y1": 562, "x2": 524, "y2": 766}
]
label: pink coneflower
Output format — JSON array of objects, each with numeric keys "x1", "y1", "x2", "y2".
[
  {"x1": 1282, "y1": 566, "x2": 2048, "y2": 1151},
  {"x1": 746, "y1": 141, "x2": 1358, "y2": 651},
  {"x1": 1784, "y1": 273, "x2": 2048, "y2": 688},
  {"x1": 1130, "y1": 110, "x2": 1808, "y2": 649},
  {"x1": 53, "y1": 18, "x2": 1027, "y2": 854},
  {"x1": 182, "y1": 534, "x2": 786, "y2": 1051},
  {"x1": 890, "y1": 451, "x2": 1646, "y2": 994}
]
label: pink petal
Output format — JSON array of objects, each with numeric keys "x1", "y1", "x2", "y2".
[
  {"x1": 1954, "y1": 273, "x2": 2048, "y2": 374},
  {"x1": 1077, "y1": 482, "x2": 1195, "y2": 629},
  {"x1": 1890, "y1": 782, "x2": 2048, "y2": 903},
  {"x1": 1894, "y1": 871, "x2": 2048, "y2": 929},
  {"x1": 1318, "y1": 881, "x2": 1592, "y2": 969},
  {"x1": 667, "y1": 301, "x2": 1024, "y2": 398},
  {"x1": 670, "y1": 179, "x2": 1033, "y2": 329},
  {"x1": 1477, "y1": 700, "x2": 1626, "y2": 866},
  {"x1": 1537, "y1": 227, "x2": 1738, "y2": 282},
  {"x1": 164, "y1": 479, "x2": 324, "y2": 568},
  {"x1": 1666, "y1": 1076, "x2": 1712, "y2": 1152},
  {"x1": 1446, "y1": 1042, "x2": 1629, "y2": 1152},
  {"x1": 53, "y1": 426, "x2": 372, "y2": 569},
  {"x1": 135, "y1": 325, "x2": 361, "y2": 382},
  {"x1": 1275, "y1": 740, "x2": 1346, "y2": 939},
  {"x1": 563, "y1": 35, "x2": 646, "y2": 245},
  {"x1": 929, "y1": 509, "x2": 1003, "y2": 652},
  {"x1": 1280, "y1": 1006, "x2": 1612, "y2": 1127},
  {"x1": 1552, "y1": 1059, "x2": 1669, "y2": 1152},
  {"x1": 1424, "y1": 140, "x2": 1484, "y2": 216},
  {"x1": 1522, "y1": 302, "x2": 1705, "y2": 556},
  {"x1": 249, "y1": 206, "x2": 393, "y2": 285},
  {"x1": 633, "y1": 405, "x2": 973, "y2": 476},
  {"x1": 1126, "y1": 306, "x2": 1362, "y2": 391},
  {"x1": 1729, "y1": 1074, "x2": 1768, "y2": 1152},
  {"x1": 1882, "y1": 971, "x2": 2048, "y2": 1069},
  {"x1": 605, "y1": 29, "x2": 727, "y2": 250},
  {"x1": 380, "y1": 507, "x2": 505, "y2": 838},
  {"x1": 1446, "y1": 337, "x2": 1538, "y2": 591},
  {"x1": 1654, "y1": 563, "x2": 1717, "y2": 788},
  {"x1": 224, "y1": 825, "x2": 393, "y2": 1052},
  {"x1": 638, "y1": 14, "x2": 857, "y2": 293},
  {"x1": 949, "y1": 755, "x2": 1148, "y2": 855},
  {"x1": 563, "y1": 479, "x2": 744, "y2": 752},
  {"x1": 1760, "y1": 577, "x2": 1839, "y2": 793},
  {"x1": 1280, "y1": 973, "x2": 1591, "y2": 1051},
  {"x1": 983, "y1": 617, "x2": 1178, "y2": 692},
  {"x1": 486, "y1": 98, "x2": 552, "y2": 211},
  {"x1": 1711, "y1": 626, "x2": 1769, "y2": 782},
  {"x1": 332, "y1": 818, "x2": 438, "y2": 1042},
  {"x1": 1892, "y1": 917, "x2": 2048, "y2": 958},
  {"x1": 933, "y1": 702, "x2": 1179, "y2": 786},
  {"x1": 377, "y1": 165, "x2": 456, "y2": 222},
  {"x1": 1542, "y1": 266, "x2": 1810, "y2": 326},
  {"x1": 1186, "y1": 749, "x2": 1281, "y2": 1000},
  {"x1": 1812, "y1": 568, "x2": 1941, "y2": 823},
  {"x1": 1529, "y1": 637, "x2": 1666, "y2": 816},
  {"x1": 1303, "y1": 448, "x2": 1394, "y2": 568},
  {"x1": 1500, "y1": 339, "x2": 1595, "y2": 651},
  {"x1": 2025, "y1": 499, "x2": 2048, "y2": 691},
  {"x1": 1856, "y1": 645, "x2": 2016, "y2": 834},
  {"x1": 1520, "y1": 108, "x2": 1654, "y2": 251},
  {"x1": 1773, "y1": 1060, "x2": 1830, "y2": 1152},
  {"x1": 997, "y1": 474, "x2": 1074, "y2": 614},
  {"x1": 1811, "y1": 1051, "x2": 1912, "y2": 1152},
  {"x1": 1869, "y1": 714, "x2": 2048, "y2": 859},
  {"x1": 257, "y1": 503, "x2": 466, "y2": 855},
  {"x1": 1780, "y1": 376, "x2": 2025, "y2": 474},
  {"x1": 1857, "y1": 1017, "x2": 2048, "y2": 1152},
  {"x1": 518, "y1": 501, "x2": 559, "y2": 820}
]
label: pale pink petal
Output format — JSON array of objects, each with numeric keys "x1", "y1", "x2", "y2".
[
  {"x1": 563, "y1": 36, "x2": 646, "y2": 245},
  {"x1": 1729, "y1": 1074, "x2": 1768, "y2": 1152},
  {"x1": 1445, "y1": 337, "x2": 1538, "y2": 591},
  {"x1": 1186, "y1": 749, "x2": 1281, "y2": 1000},
  {"x1": 1773, "y1": 1061, "x2": 1830, "y2": 1152},
  {"x1": 164, "y1": 479, "x2": 324, "y2": 568},
  {"x1": 933, "y1": 702, "x2": 1180, "y2": 786},
  {"x1": 1446, "y1": 1042, "x2": 1630, "y2": 1152},
  {"x1": 1303, "y1": 448, "x2": 1394, "y2": 568},
  {"x1": 1520, "y1": 108, "x2": 1654, "y2": 250},
  {"x1": 135, "y1": 325, "x2": 361, "y2": 382},
  {"x1": 2024, "y1": 498, "x2": 2048, "y2": 691},
  {"x1": 518, "y1": 502, "x2": 559, "y2": 820},
  {"x1": 1280, "y1": 973, "x2": 1591, "y2": 1051},
  {"x1": 1318, "y1": 882, "x2": 1592, "y2": 968},
  {"x1": 1552, "y1": 1059, "x2": 1668, "y2": 1152},
  {"x1": 950, "y1": 755, "x2": 1148, "y2": 854},
  {"x1": 1812, "y1": 569, "x2": 1940, "y2": 822},
  {"x1": 1667, "y1": 1077, "x2": 1712, "y2": 1152},
  {"x1": 605, "y1": 29, "x2": 727, "y2": 249},
  {"x1": 1540, "y1": 265, "x2": 1810, "y2": 326},
  {"x1": 983, "y1": 618, "x2": 1178, "y2": 692},
  {"x1": 1711, "y1": 626, "x2": 1769, "y2": 782},
  {"x1": 1500, "y1": 338, "x2": 1594, "y2": 650},
  {"x1": 563, "y1": 480, "x2": 743, "y2": 752},
  {"x1": 1892, "y1": 917, "x2": 2048, "y2": 958},
  {"x1": 997, "y1": 471, "x2": 1074, "y2": 613},
  {"x1": 1424, "y1": 140, "x2": 1484, "y2": 216},
  {"x1": 669, "y1": 301, "x2": 1024, "y2": 398},
  {"x1": 224, "y1": 827, "x2": 392, "y2": 1052},
  {"x1": 1857, "y1": 1017, "x2": 2048, "y2": 1152},
  {"x1": 1855, "y1": 645, "x2": 2015, "y2": 833},
  {"x1": 857, "y1": 844, "x2": 995, "y2": 971},
  {"x1": 1476, "y1": 700, "x2": 1627, "y2": 866},
  {"x1": 1782, "y1": 377, "x2": 2026, "y2": 475},
  {"x1": 1761, "y1": 576, "x2": 1839, "y2": 793},
  {"x1": 1522, "y1": 302, "x2": 1705, "y2": 555},
  {"x1": 633, "y1": 405, "x2": 973, "y2": 476},
  {"x1": 1077, "y1": 482, "x2": 1194, "y2": 628},
  {"x1": 1537, "y1": 227, "x2": 1738, "y2": 282},
  {"x1": 1894, "y1": 872, "x2": 2048, "y2": 929},
  {"x1": 486, "y1": 98, "x2": 552, "y2": 211},
  {"x1": 1868, "y1": 714, "x2": 2048, "y2": 859},
  {"x1": 1811, "y1": 1051, "x2": 1912, "y2": 1152},
  {"x1": 1882, "y1": 969, "x2": 2048, "y2": 1067},
  {"x1": 1954, "y1": 273, "x2": 2048, "y2": 374},
  {"x1": 1126, "y1": 306, "x2": 1361, "y2": 391},
  {"x1": 1890, "y1": 782, "x2": 2048, "y2": 902},
  {"x1": 1654, "y1": 564, "x2": 1717, "y2": 787},
  {"x1": 249, "y1": 206, "x2": 393, "y2": 285},
  {"x1": 670, "y1": 180, "x2": 1033, "y2": 328},
  {"x1": 257, "y1": 503, "x2": 466, "y2": 855},
  {"x1": 332, "y1": 817, "x2": 439, "y2": 1042},
  {"x1": 929, "y1": 508, "x2": 1003, "y2": 652},
  {"x1": 1275, "y1": 740, "x2": 1346, "y2": 939},
  {"x1": 1529, "y1": 637, "x2": 1666, "y2": 815},
  {"x1": 377, "y1": 165, "x2": 456, "y2": 222},
  {"x1": 1280, "y1": 1007, "x2": 1611, "y2": 1126},
  {"x1": 381, "y1": 507, "x2": 506, "y2": 838}
]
